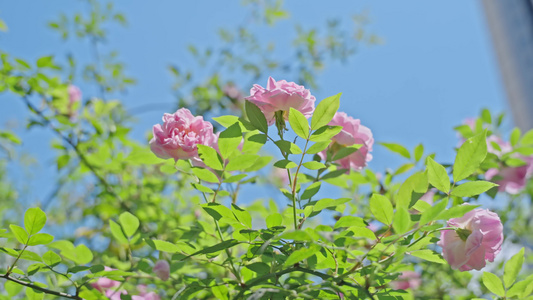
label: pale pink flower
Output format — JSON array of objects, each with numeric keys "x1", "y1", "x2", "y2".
[
  {"x1": 150, "y1": 108, "x2": 216, "y2": 161},
  {"x1": 68, "y1": 85, "x2": 82, "y2": 104},
  {"x1": 390, "y1": 271, "x2": 421, "y2": 290},
  {"x1": 273, "y1": 167, "x2": 290, "y2": 186},
  {"x1": 245, "y1": 77, "x2": 315, "y2": 125},
  {"x1": 105, "y1": 289, "x2": 128, "y2": 300},
  {"x1": 483, "y1": 135, "x2": 533, "y2": 194},
  {"x1": 438, "y1": 207, "x2": 503, "y2": 271},
  {"x1": 91, "y1": 267, "x2": 120, "y2": 292},
  {"x1": 485, "y1": 156, "x2": 533, "y2": 194},
  {"x1": 224, "y1": 84, "x2": 244, "y2": 101},
  {"x1": 153, "y1": 260, "x2": 170, "y2": 281},
  {"x1": 318, "y1": 112, "x2": 374, "y2": 171}
]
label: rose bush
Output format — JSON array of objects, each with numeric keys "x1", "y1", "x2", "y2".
[{"x1": 0, "y1": 4, "x2": 532, "y2": 298}]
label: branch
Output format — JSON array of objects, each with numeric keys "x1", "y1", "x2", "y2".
[{"x1": 0, "y1": 274, "x2": 81, "y2": 299}]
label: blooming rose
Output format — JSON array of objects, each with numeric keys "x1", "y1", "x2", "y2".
[
  {"x1": 149, "y1": 108, "x2": 216, "y2": 161},
  {"x1": 438, "y1": 207, "x2": 503, "y2": 271},
  {"x1": 153, "y1": 260, "x2": 170, "y2": 281},
  {"x1": 318, "y1": 112, "x2": 373, "y2": 171},
  {"x1": 91, "y1": 267, "x2": 120, "y2": 292},
  {"x1": 483, "y1": 135, "x2": 533, "y2": 194},
  {"x1": 245, "y1": 77, "x2": 315, "y2": 125},
  {"x1": 390, "y1": 271, "x2": 421, "y2": 290},
  {"x1": 68, "y1": 85, "x2": 82, "y2": 104}
]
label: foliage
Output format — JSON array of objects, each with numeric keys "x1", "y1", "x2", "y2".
[{"x1": 0, "y1": 1, "x2": 531, "y2": 300}]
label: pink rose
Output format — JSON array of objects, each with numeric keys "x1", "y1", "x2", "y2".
[
  {"x1": 245, "y1": 77, "x2": 315, "y2": 125},
  {"x1": 149, "y1": 108, "x2": 216, "y2": 161},
  {"x1": 438, "y1": 207, "x2": 503, "y2": 271},
  {"x1": 105, "y1": 289, "x2": 128, "y2": 300},
  {"x1": 318, "y1": 112, "x2": 374, "y2": 171},
  {"x1": 91, "y1": 267, "x2": 120, "y2": 292},
  {"x1": 390, "y1": 271, "x2": 421, "y2": 290},
  {"x1": 153, "y1": 260, "x2": 170, "y2": 281},
  {"x1": 485, "y1": 156, "x2": 533, "y2": 194},
  {"x1": 483, "y1": 135, "x2": 533, "y2": 194},
  {"x1": 273, "y1": 167, "x2": 290, "y2": 187},
  {"x1": 68, "y1": 85, "x2": 82, "y2": 104}
]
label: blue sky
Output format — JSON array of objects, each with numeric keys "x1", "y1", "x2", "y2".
[{"x1": 1, "y1": 1, "x2": 509, "y2": 204}]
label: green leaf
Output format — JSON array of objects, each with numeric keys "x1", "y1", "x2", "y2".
[
  {"x1": 482, "y1": 272, "x2": 505, "y2": 297},
  {"x1": 309, "y1": 125, "x2": 342, "y2": 142},
  {"x1": 334, "y1": 216, "x2": 366, "y2": 229},
  {"x1": 63, "y1": 244, "x2": 92, "y2": 265},
  {"x1": 9, "y1": 225, "x2": 28, "y2": 244},
  {"x1": 5, "y1": 280, "x2": 23, "y2": 297},
  {"x1": 266, "y1": 213, "x2": 283, "y2": 228},
  {"x1": 211, "y1": 285, "x2": 229, "y2": 300},
  {"x1": 393, "y1": 207, "x2": 411, "y2": 234},
  {"x1": 332, "y1": 145, "x2": 361, "y2": 161},
  {"x1": 27, "y1": 233, "x2": 53, "y2": 246},
  {"x1": 42, "y1": 251, "x2": 61, "y2": 267},
  {"x1": 274, "y1": 159, "x2": 297, "y2": 169},
  {"x1": 0, "y1": 131, "x2": 21, "y2": 144},
  {"x1": 213, "y1": 115, "x2": 239, "y2": 127},
  {"x1": 202, "y1": 203, "x2": 237, "y2": 223},
  {"x1": 306, "y1": 141, "x2": 331, "y2": 154},
  {"x1": 225, "y1": 154, "x2": 259, "y2": 171},
  {"x1": 192, "y1": 167, "x2": 219, "y2": 183},
  {"x1": 284, "y1": 245, "x2": 319, "y2": 266},
  {"x1": 188, "y1": 240, "x2": 240, "y2": 257},
  {"x1": 289, "y1": 107, "x2": 310, "y2": 139},
  {"x1": 380, "y1": 142, "x2": 410, "y2": 159},
  {"x1": 419, "y1": 198, "x2": 448, "y2": 226},
  {"x1": 414, "y1": 144, "x2": 424, "y2": 162},
  {"x1": 26, "y1": 287, "x2": 44, "y2": 300},
  {"x1": 218, "y1": 123, "x2": 242, "y2": 158},
  {"x1": 223, "y1": 174, "x2": 247, "y2": 183},
  {"x1": 274, "y1": 140, "x2": 302, "y2": 154},
  {"x1": 245, "y1": 100, "x2": 268, "y2": 134},
  {"x1": 0, "y1": 19, "x2": 8, "y2": 32},
  {"x1": 197, "y1": 145, "x2": 224, "y2": 170},
  {"x1": 451, "y1": 181, "x2": 498, "y2": 197},
  {"x1": 302, "y1": 161, "x2": 326, "y2": 170},
  {"x1": 507, "y1": 275, "x2": 533, "y2": 298},
  {"x1": 409, "y1": 249, "x2": 446, "y2": 264},
  {"x1": 453, "y1": 132, "x2": 488, "y2": 182},
  {"x1": 503, "y1": 248, "x2": 524, "y2": 288},
  {"x1": 119, "y1": 212, "x2": 140, "y2": 238},
  {"x1": 369, "y1": 194, "x2": 394, "y2": 225},
  {"x1": 151, "y1": 239, "x2": 179, "y2": 253},
  {"x1": 397, "y1": 172, "x2": 428, "y2": 208},
  {"x1": 510, "y1": 128, "x2": 521, "y2": 147},
  {"x1": 126, "y1": 148, "x2": 165, "y2": 165},
  {"x1": 24, "y1": 207, "x2": 46, "y2": 235},
  {"x1": 109, "y1": 220, "x2": 128, "y2": 244},
  {"x1": 437, "y1": 204, "x2": 480, "y2": 220},
  {"x1": 311, "y1": 93, "x2": 341, "y2": 129},
  {"x1": 231, "y1": 204, "x2": 252, "y2": 228},
  {"x1": 313, "y1": 198, "x2": 351, "y2": 212},
  {"x1": 36, "y1": 55, "x2": 54, "y2": 68},
  {"x1": 426, "y1": 157, "x2": 450, "y2": 193},
  {"x1": 191, "y1": 183, "x2": 214, "y2": 193},
  {"x1": 301, "y1": 182, "x2": 321, "y2": 200}
]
